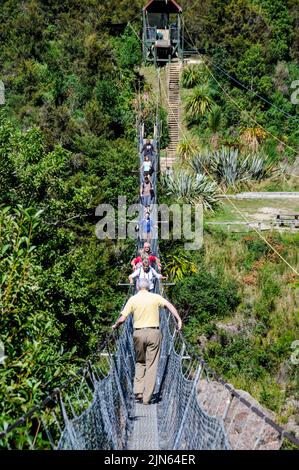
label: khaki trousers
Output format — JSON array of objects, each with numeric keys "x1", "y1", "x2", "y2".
[{"x1": 133, "y1": 328, "x2": 162, "y2": 403}]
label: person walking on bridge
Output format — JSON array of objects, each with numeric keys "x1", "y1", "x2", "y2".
[
  {"x1": 141, "y1": 139, "x2": 155, "y2": 159},
  {"x1": 140, "y1": 175, "x2": 154, "y2": 212},
  {"x1": 140, "y1": 155, "x2": 153, "y2": 177},
  {"x1": 129, "y1": 258, "x2": 165, "y2": 292},
  {"x1": 140, "y1": 212, "x2": 158, "y2": 243},
  {"x1": 112, "y1": 279, "x2": 182, "y2": 405},
  {"x1": 139, "y1": 241, "x2": 160, "y2": 261},
  {"x1": 131, "y1": 249, "x2": 161, "y2": 272},
  {"x1": 131, "y1": 242, "x2": 161, "y2": 271}
]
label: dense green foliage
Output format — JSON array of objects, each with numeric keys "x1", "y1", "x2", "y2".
[
  {"x1": 171, "y1": 267, "x2": 240, "y2": 330},
  {"x1": 180, "y1": 0, "x2": 299, "y2": 162},
  {"x1": 0, "y1": 1, "x2": 144, "y2": 439},
  {"x1": 0, "y1": 0, "x2": 298, "y2": 447},
  {"x1": 163, "y1": 231, "x2": 298, "y2": 417}
]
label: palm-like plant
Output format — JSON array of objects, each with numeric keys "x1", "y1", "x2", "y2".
[
  {"x1": 165, "y1": 252, "x2": 197, "y2": 282},
  {"x1": 215, "y1": 148, "x2": 274, "y2": 186},
  {"x1": 213, "y1": 147, "x2": 248, "y2": 187},
  {"x1": 208, "y1": 105, "x2": 222, "y2": 132},
  {"x1": 162, "y1": 170, "x2": 219, "y2": 211},
  {"x1": 190, "y1": 147, "x2": 274, "y2": 188},
  {"x1": 189, "y1": 150, "x2": 215, "y2": 175},
  {"x1": 181, "y1": 64, "x2": 204, "y2": 89},
  {"x1": 245, "y1": 153, "x2": 274, "y2": 181},
  {"x1": 185, "y1": 84, "x2": 214, "y2": 120},
  {"x1": 177, "y1": 137, "x2": 198, "y2": 164}
]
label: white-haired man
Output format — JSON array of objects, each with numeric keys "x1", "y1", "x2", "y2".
[
  {"x1": 112, "y1": 279, "x2": 182, "y2": 405},
  {"x1": 129, "y1": 258, "x2": 165, "y2": 292},
  {"x1": 130, "y1": 241, "x2": 161, "y2": 271}
]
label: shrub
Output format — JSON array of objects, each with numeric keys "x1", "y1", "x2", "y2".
[
  {"x1": 170, "y1": 268, "x2": 240, "y2": 322},
  {"x1": 181, "y1": 64, "x2": 205, "y2": 88},
  {"x1": 162, "y1": 170, "x2": 219, "y2": 211}
]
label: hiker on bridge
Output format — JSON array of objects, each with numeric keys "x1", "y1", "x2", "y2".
[
  {"x1": 112, "y1": 278, "x2": 182, "y2": 405},
  {"x1": 140, "y1": 175, "x2": 155, "y2": 212},
  {"x1": 140, "y1": 155, "x2": 154, "y2": 177},
  {"x1": 129, "y1": 258, "x2": 165, "y2": 293},
  {"x1": 131, "y1": 250, "x2": 161, "y2": 271},
  {"x1": 131, "y1": 243, "x2": 161, "y2": 271},
  {"x1": 139, "y1": 241, "x2": 159, "y2": 258},
  {"x1": 141, "y1": 139, "x2": 155, "y2": 159},
  {"x1": 139, "y1": 212, "x2": 158, "y2": 243}
]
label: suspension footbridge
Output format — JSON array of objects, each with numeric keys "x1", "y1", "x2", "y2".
[
  {"x1": 1, "y1": 0, "x2": 299, "y2": 452},
  {"x1": 1, "y1": 119, "x2": 298, "y2": 451}
]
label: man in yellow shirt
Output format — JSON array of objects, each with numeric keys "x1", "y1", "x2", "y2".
[{"x1": 112, "y1": 279, "x2": 182, "y2": 405}]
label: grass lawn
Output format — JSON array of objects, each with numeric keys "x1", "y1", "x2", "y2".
[{"x1": 205, "y1": 198, "x2": 299, "y2": 223}]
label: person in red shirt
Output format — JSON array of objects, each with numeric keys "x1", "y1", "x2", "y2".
[
  {"x1": 131, "y1": 242, "x2": 161, "y2": 271},
  {"x1": 132, "y1": 254, "x2": 158, "y2": 269}
]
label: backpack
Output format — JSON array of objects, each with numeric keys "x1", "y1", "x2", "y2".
[{"x1": 142, "y1": 180, "x2": 154, "y2": 198}]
